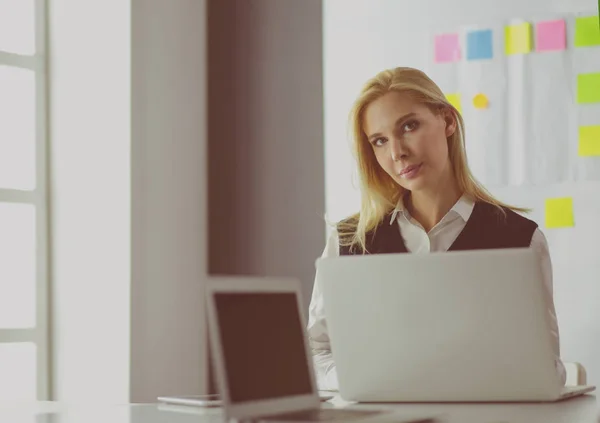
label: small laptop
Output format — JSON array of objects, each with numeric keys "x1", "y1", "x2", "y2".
[
  {"x1": 205, "y1": 276, "x2": 438, "y2": 422},
  {"x1": 316, "y1": 248, "x2": 595, "y2": 403}
]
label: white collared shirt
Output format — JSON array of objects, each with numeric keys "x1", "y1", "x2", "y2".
[{"x1": 307, "y1": 195, "x2": 566, "y2": 391}]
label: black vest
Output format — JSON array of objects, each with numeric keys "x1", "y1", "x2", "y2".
[{"x1": 339, "y1": 202, "x2": 538, "y2": 255}]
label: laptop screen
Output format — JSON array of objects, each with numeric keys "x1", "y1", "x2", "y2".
[{"x1": 214, "y1": 292, "x2": 313, "y2": 403}]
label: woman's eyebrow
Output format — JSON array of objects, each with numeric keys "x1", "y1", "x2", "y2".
[{"x1": 367, "y1": 112, "x2": 417, "y2": 142}]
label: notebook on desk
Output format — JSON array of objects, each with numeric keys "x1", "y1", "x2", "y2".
[{"x1": 205, "y1": 276, "x2": 438, "y2": 423}]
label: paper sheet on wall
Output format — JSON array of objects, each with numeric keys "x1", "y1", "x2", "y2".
[
  {"x1": 427, "y1": 12, "x2": 600, "y2": 186},
  {"x1": 427, "y1": 24, "x2": 508, "y2": 186},
  {"x1": 520, "y1": 17, "x2": 572, "y2": 185},
  {"x1": 573, "y1": 11, "x2": 600, "y2": 181},
  {"x1": 459, "y1": 23, "x2": 508, "y2": 186}
]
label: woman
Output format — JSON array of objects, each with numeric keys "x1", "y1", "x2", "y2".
[{"x1": 307, "y1": 67, "x2": 565, "y2": 391}]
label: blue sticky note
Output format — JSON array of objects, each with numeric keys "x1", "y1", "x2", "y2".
[{"x1": 467, "y1": 29, "x2": 493, "y2": 60}]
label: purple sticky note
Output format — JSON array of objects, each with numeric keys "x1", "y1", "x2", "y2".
[
  {"x1": 536, "y1": 19, "x2": 566, "y2": 52},
  {"x1": 435, "y1": 33, "x2": 461, "y2": 63}
]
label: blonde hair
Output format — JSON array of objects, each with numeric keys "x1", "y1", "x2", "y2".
[{"x1": 339, "y1": 67, "x2": 527, "y2": 253}]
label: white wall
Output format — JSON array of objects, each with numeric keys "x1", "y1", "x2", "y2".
[
  {"x1": 48, "y1": 0, "x2": 208, "y2": 403},
  {"x1": 48, "y1": 0, "x2": 131, "y2": 403},
  {"x1": 130, "y1": 0, "x2": 208, "y2": 403},
  {"x1": 324, "y1": 0, "x2": 600, "y2": 385}
]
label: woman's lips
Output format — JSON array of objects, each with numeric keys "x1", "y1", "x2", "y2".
[{"x1": 398, "y1": 163, "x2": 422, "y2": 179}]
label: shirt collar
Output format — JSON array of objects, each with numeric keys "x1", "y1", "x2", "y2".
[{"x1": 389, "y1": 194, "x2": 475, "y2": 225}]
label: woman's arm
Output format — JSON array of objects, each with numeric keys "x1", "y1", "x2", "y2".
[
  {"x1": 530, "y1": 228, "x2": 567, "y2": 386},
  {"x1": 307, "y1": 228, "x2": 340, "y2": 391}
]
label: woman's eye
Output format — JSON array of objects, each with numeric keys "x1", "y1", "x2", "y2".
[
  {"x1": 402, "y1": 120, "x2": 419, "y2": 132},
  {"x1": 372, "y1": 138, "x2": 386, "y2": 147}
]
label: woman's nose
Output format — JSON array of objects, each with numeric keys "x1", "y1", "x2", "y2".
[{"x1": 390, "y1": 139, "x2": 408, "y2": 162}]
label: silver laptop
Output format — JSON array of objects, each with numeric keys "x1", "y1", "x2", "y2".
[
  {"x1": 316, "y1": 248, "x2": 595, "y2": 403},
  {"x1": 205, "y1": 276, "x2": 438, "y2": 422}
]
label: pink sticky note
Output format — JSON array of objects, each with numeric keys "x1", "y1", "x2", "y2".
[
  {"x1": 435, "y1": 33, "x2": 461, "y2": 63},
  {"x1": 536, "y1": 19, "x2": 566, "y2": 52}
]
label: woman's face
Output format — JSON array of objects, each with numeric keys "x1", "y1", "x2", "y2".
[{"x1": 363, "y1": 91, "x2": 456, "y2": 193}]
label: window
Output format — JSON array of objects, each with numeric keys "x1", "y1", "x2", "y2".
[{"x1": 0, "y1": 0, "x2": 49, "y2": 400}]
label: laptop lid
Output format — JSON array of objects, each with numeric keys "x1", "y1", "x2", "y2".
[
  {"x1": 206, "y1": 276, "x2": 320, "y2": 420},
  {"x1": 316, "y1": 248, "x2": 561, "y2": 402}
]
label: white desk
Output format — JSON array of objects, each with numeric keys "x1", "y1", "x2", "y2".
[{"x1": 0, "y1": 395, "x2": 597, "y2": 423}]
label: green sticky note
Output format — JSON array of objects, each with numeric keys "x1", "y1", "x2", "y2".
[
  {"x1": 579, "y1": 125, "x2": 600, "y2": 156},
  {"x1": 505, "y1": 22, "x2": 532, "y2": 55},
  {"x1": 577, "y1": 73, "x2": 600, "y2": 104},
  {"x1": 545, "y1": 197, "x2": 575, "y2": 229},
  {"x1": 575, "y1": 16, "x2": 600, "y2": 47},
  {"x1": 446, "y1": 93, "x2": 462, "y2": 113}
]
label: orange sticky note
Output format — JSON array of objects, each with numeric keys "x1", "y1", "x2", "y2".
[{"x1": 545, "y1": 197, "x2": 575, "y2": 229}]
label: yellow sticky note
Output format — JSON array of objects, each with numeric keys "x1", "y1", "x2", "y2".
[
  {"x1": 545, "y1": 197, "x2": 575, "y2": 229},
  {"x1": 577, "y1": 73, "x2": 600, "y2": 104},
  {"x1": 446, "y1": 93, "x2": 462, "y2": 113},
  {"x1": 579, "y1": 125, "x2": 600, "y2": 156},
  {"x1": 505, "y1": 23, "x2": 532, "y2": 55},
  {"x1": 473, "y1": 93, "x2": 489, "y2": 109},
  {"x1": 574, "y1": 16, "x2": 600, "y2": 47}
]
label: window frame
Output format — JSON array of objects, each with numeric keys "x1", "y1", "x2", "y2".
[{"x1": 0, "y1": 0, "x2": 50, "y2": 400}]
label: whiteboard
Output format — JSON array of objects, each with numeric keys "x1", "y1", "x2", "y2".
[
  {"x1": 426, "y1": 14, "x2": 600, "y2": 186},
  {"x1": 323, "y1": 0, "x2": 600, "y2": 386}
]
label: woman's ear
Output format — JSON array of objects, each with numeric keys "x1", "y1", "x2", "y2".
[{"x1": 443, "y1": 107, "x2": 457, "y2": 137}]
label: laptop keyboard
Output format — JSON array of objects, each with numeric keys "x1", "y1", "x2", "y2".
[{"x1": 261, "y1": 408, "x2": 382, "y2": 421}]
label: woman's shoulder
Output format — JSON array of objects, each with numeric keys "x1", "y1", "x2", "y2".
[
  {"x1": 468, "y1": 200, "x2": 539, "y2": 248},
  {"x1": 334, "y1": 213, "x2": 359, "y2": 246},
  {"x1": 336, "y1": 212, "x2": 359, "y2": 226},
  {"x1": 474, "y1": 201, "x2": 539, "y2": 238},
  {"x1": 476, "y1": 200, "x2": 536, "y2": 222}
]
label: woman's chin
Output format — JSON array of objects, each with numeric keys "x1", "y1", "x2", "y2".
[{"x1": 395, "y1": 175, "x2": 427, "y2": 192}]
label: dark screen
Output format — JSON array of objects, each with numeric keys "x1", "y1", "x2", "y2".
[{"x1": 214, "y1": 292, "x2": 313, "y2": 403}]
